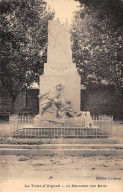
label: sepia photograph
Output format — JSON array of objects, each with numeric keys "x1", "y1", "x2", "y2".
[{"x1": 0, "y1": 0, "x2": 123, "y2": 192}]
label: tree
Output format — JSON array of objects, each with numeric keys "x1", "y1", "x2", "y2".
[
  {"x1": 1, "y1": 0, "x2": 54, "y2": 112},
  {"x1": 71, "y1": 0, "x2": 123, "y2": 94}
]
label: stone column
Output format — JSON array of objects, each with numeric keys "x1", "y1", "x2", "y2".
[{"x1": 39, "y1": 20, "x2": 81, "y2": 114}]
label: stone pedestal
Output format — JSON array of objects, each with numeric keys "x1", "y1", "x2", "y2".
[{"x1": 39, "y1": 74, "x2": 81, "y2": 114}]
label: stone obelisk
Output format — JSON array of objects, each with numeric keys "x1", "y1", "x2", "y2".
[{"x1": 39, "y1": 20, "x2": 81, "y2": 114}]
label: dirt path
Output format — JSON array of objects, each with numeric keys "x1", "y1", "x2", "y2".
[{"x1": 0, "y1": 154, "x2": 123, "y2": 191}]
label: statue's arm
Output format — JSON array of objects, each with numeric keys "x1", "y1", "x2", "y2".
[{"x1": 38, "y1": 91, "x2": 50, "y2": 98}]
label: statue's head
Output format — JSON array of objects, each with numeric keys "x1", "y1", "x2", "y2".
[{"x1": 56, "y1": 84, "x2": 62, "y2": 91}]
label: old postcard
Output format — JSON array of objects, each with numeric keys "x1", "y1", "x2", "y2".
[{"x1": 0, "y1": 0, "x2": 123, "y2": 192}]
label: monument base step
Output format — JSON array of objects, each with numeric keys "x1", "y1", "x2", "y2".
[
  {"x1": 4, "y1": 137, "x2": 118, "y2": 145},
  {"x1": 10, "y1": 127, "x2": 110, "y2": 139},
  {"x1": 0, "y1": 143, "x2": 123, "y2": 156}
]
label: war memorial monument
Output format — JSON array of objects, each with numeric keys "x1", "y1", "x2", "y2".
[
  {"x1": 8, "y1": 20, "x2": 113, "y2": 139},
  {"x1": 34, "y1": 20, "x2": 94, "y2": 129}
]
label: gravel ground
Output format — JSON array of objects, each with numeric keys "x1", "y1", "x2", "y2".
[{"x1": 0, "y1": 153, "x2": 123, "y2": 191}]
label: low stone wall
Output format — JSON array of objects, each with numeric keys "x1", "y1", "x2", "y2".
[
  {"x1": 81, "y1": 87, "x2": 123, "y2": 119},
  {"x1": 0, "y1": 86, "x2": 39, "y2": 116}
]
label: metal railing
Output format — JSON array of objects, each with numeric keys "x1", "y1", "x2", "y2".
[
  {"x1": 92, "y1": 115, "x2": 113, "y2": 137},
  {"x1": 7, "y1": 114, "x2": 113, "y2": 139},
  {"x1": 9, "y1": 114, "x2": 34, "y2": 138}
]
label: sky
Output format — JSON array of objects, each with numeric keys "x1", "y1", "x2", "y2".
[{"x1": 45, "y1": 0, "x2": 80, "y2": 24}]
